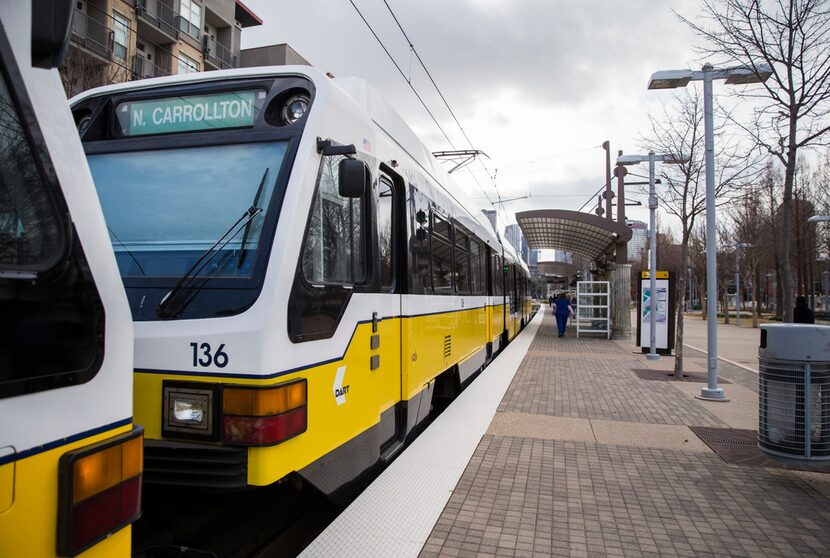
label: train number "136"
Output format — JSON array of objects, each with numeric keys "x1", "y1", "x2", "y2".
[{"x1": 190, "y1": 342, "x2": 229, "y2": 368}]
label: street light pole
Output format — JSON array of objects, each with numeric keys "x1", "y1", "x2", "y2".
[
  {"x1": 618, "y1": 152, "x2": 686, "y2": 361},
  {"x1": 701, "y1": 63, "x2": 723, "y2": 399},
  {"x1": 725, "y1": 243, "x2": 752, "y2": 325},
  {"x1": 735, "y1": 247, "x2": 741, "y2": 325},
  {"x1": 647, "y1": 151, "x2": 659, "y2": 360},
  {"x1": 648, "y1": 62, "x2": 771, "y2": 401},
  {"x1": 688, "y1": 267, "x2": 692, "y2": 312}
]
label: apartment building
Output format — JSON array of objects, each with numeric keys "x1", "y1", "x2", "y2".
[{"x1": 62, "y1": 0, "x2": 262, "y2": 97}]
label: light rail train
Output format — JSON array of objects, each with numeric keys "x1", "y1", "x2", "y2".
[
  {"x1": 0, "y1": 2, "x2": 141, "y2": 556},
  {"x1": 71, "y1": 66, "x2": 532, "y2": 500}
]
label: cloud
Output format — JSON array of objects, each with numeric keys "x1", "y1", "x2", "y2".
[{"x1": 241, "y1": 0, "x2": 703, "y2": 232}]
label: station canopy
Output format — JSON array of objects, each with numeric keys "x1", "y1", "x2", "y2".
[{"x1": 516, "y1": 209, "x2": 632, "y2": 263}]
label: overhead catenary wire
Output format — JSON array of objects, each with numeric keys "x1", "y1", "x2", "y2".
[
  {"x1": 375, "y1": 0, "x2": 513, "y2": 229},
  {"x1": 380, "y1": 0, "x2": 476, "y2": 150},
  {"x1": 346, "y1": 0, "x2": 456, "y2": 149},
  {"x1": 347, "y1": 0, "x2": 512, "y2": 232}
]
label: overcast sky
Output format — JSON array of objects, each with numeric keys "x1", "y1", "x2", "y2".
[{"x1": 242, "y1": 0, "x2": 709, "y2": 236}]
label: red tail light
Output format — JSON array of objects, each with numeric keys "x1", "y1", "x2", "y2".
[
  {"x1": 222, "y1": 380, "x2": 307, "y2": 446},
  {"x1": 57, "y1": 428, "x2": 143, "y2": 556}
]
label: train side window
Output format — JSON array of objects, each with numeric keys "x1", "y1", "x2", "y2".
[
  {"x1": 492, "y1": 254, "x2": 501, "y2": 296},
  {"x1": 470, "y1": 238, "x2": 483, "y2": 295},
  {"x1": 0, "y1": 88, "x2": 62, "y2": 269},
  {"x1": 454, "y1": 226, "x2": 470, "y2": 294},
  {"x1": 301, "y1": 155, "x2": 367, "y2": 285},
  {"x1": 377, "y1": 175, "x2": 393, "y2": 290},
  {"x1": 0, "y1": 40, "x2": 104, "y2": 399},
  {"x1": 408, "y1": 185, "x2": 430, "y2": 294},
  {"x1": 430, "y1": 211, "x2": 453, "y2": 293}
]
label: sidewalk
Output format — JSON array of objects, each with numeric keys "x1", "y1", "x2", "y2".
[
  {"x1": 419, "y1": 310, "x2": 830, "y2": 557},
  {"x1": 678, "y1": 312, "x2": 763, "y2": 372}
]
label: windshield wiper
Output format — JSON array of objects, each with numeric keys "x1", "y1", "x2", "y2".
[
  {"x1": 107, "y1": 225, "x2": 146, "y2": 276},
  {"x1": 156, "y1": 205, "x2": 262, "y2": 319},
  {"x1": 237, "y1": 168, "x2": 269, "y2": 269}
]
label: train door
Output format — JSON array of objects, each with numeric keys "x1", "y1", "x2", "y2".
[{"x1": 375, "y1": 166, "x2": 405, "y2": 460}]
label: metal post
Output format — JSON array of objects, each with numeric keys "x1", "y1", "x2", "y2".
[
  {"x1": 603, "y1": 141, "x2": 612, "y2": 222},
  {"x1": 688, "y1": 267, "x2": 692, "y2": 312},
  {"x1": 647, "y1": 151, "x2": 659, "y2": 360},
  {"x1": 735, "y1": 248, "x2": 741, "y2": 326},
  {"x1": 699, "y1": 63, "x2": 727, "y2": 400}
]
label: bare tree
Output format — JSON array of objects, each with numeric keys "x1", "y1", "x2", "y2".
[
  {"x1": 682, "y1": 0, "x2": 830, "y2": 321},
  {"x1": 729, "y1": 186, "x2": 768, "y2": 327},
  {"x1": 641, "y1": 88, "x2": 755, "y2": 376}
]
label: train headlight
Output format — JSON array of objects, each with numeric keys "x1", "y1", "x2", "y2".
[
  {"x1": 173, "y1": 398, "x2": 206, "y2": 424},
  {"x1": 222, "y1": 380, "x2": 307, "y2": 446},
  {"x1": 57, "y1": 428, "x2": 143, "y2": 556},
  {"x1": 162, "y1": 383, "x2": 218, "y2": 440},
  {"x1": 281, "y1": 94, "x2": 309, "y2": 124}
]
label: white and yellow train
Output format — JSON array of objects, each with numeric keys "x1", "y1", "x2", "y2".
[
  {"x1": 70, "y1": 66, "x2": 532, "y2": 500},
  {"x1": 0, "y1": 2, "x2": 141, "y2": 556}
]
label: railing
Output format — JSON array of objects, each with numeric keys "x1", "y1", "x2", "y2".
[
  {"x1": 177, "y1": 15, "x2": 200, "y2": 41},
  {"x1": 135, "y1": 0, "x2": 178, "y2": 38},
  {"x1": 202, "y1": 36, "x2": 237, "y2": 70},
  {"x1": 131, "y1": 55, "x2": 171, "y2": 80},
  {"x1": 70, "y1": 8, "x2": 114, "y2": 59}
]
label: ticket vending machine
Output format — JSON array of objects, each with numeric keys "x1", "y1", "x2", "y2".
[{"x1": 636, "y1": 271, "x2": 675, "y2": 355}]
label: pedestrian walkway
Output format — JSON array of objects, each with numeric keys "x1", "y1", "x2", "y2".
[{"x1": 303, "y1": 308, "x2": 830, "y2": 558}]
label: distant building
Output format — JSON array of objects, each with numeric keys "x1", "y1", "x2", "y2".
[
  {"x1": 554, "y1": 250, "x2": 573, "y2": 264},
  {"x1": 626, "y1": 220, "x2": 648, "y2": 263},
  {"x1": 481, "y1": 209, "x2": 497, "y2": 233},
  {"x1": 504, "y1": 224, "x2": 522, "y2": 255},
  {"x1": 240, "y1": 43, "x2": 311, "y2": 67},
  {"x1": 528, "y1": 249, "x2": 540, "y2": 276},
  {"x1": 62, "y1": 0, "x2": 263, "y2": 97},
  {"x1": 521, "y1": 236, "x2": 529, "y2": 264}
]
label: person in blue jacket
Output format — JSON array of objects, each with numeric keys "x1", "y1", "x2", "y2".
[{"x1": 554, "y1": 292, "x2": 575, "y2": 337}]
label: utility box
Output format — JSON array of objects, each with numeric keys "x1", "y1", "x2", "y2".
[{"x1": 758, "y1": 324, "x2": 830, "y2": 461}]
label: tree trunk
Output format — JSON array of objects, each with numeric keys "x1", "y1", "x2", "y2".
[{"x1": 779, "y1": 116, "x2": 798, "y2": 322}]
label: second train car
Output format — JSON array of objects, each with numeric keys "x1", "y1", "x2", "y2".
[{"x1": 70, "y1": 67, "x2": 532, "y2": 499}]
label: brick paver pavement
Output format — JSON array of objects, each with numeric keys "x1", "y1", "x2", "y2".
[{"x1": 419, "y1": 311, "x2": 830, "y2": 557}]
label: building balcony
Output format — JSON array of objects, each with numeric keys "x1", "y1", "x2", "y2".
[
  {"x1": 135, "y1": 0, "x2": 178, "y2": 45},
  {"x1": 70, "y1": 8, "x2": 114, "y2": 61},
  {"x1": 203, "y1": 36, "x2": 237, "y2": 71},
  {"x1": 131, "y1": 55, "x2": 171, "y2": 80}
]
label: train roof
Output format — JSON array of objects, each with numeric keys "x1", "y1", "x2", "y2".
[{"x1": 70, "y1": 65, "x2": 505, "y2": 255}]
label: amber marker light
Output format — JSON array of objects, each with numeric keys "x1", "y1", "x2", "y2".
[
  {"x1": 57, "y1": 428, "x2": 144, "y2": 556},
  {"x1": 222, "y1": 380, "x2": 307, "y2": 446}
]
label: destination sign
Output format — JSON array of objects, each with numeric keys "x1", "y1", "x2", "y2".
[{"x1": 117, "y1": 90, "x2": 264, "y2": 136}]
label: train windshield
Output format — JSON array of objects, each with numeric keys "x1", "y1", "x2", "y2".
[{"x1": 87, "y1": 141, "x2": 287, "y2": 280}]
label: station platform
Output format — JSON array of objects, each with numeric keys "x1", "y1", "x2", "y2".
[{"x1": 301, "y1": 309, "x2": 830, "y2": 557}]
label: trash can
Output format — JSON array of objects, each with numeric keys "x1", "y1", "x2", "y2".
[{"x1": 758, "y1": 324, "x2": 830, "y2": 460}]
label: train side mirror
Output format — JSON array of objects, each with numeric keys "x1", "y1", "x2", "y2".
[
  {"x1": 338, "y1": 158, "x2": 369, "y2": 198},
  {"x1": 31, "y1": 0, "x2": 74, "y2": 69}
]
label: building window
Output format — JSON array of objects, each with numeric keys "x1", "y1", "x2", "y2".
[
  {"x1": 179, "y1": 0, "x2": 201, "y2": 39},
  {"x1": 112, "y1": 11, "x2": 129, "y2": 60},
  {"x1": 177, "y1": 53, "x2": 199, "y2": 74}
]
